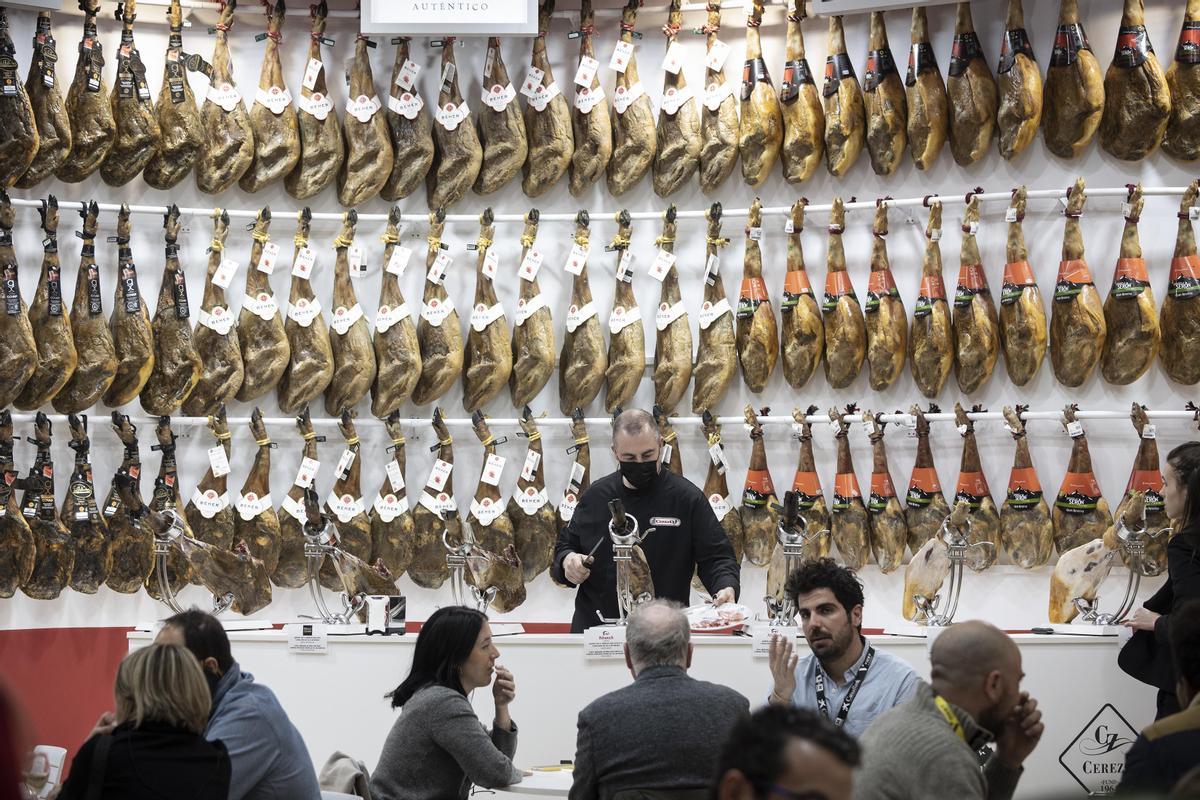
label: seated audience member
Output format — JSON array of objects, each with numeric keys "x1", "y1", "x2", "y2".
[
  {"x1": 854, "y1": 621, "x2": 1043, "y2": 800},
  {"x1": 711, "y1": 705, "x2": 860, "y2": 800},
  {"x1": 767, "y1": 559, "x2": 919, "y2": 737},
  {"x1": 1119, "y1": 601, "x2": 1200, "y2": 795},
  {"x1": 155, "y1": 609, "x2": 321, "y2": 800},
  {"x1": 570, "y1": 600, "x2": 750, "y2": 800},
  {"x1": 58, "y1": 644, "x2": 230, "y2": 800},
  {"x1": 371, "y1": 606, "x2": 523, "y2": 800}
]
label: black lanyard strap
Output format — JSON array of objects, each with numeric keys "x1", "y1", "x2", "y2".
[{"x1": 814, "y1": 643, "x2": 875, "y2": 728}]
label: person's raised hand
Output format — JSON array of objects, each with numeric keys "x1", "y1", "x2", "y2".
[
  {"x1": 768, "y1": 633, "x2": 799, "y2": 704},
  {"x1": 996, "y1": 691, "x2": 1044, "y2": 769},
  {"x1": 1121, "y1": 608, "x2": 1160, "y2": 632},
  {"x1": 564, "y1": 552, "x2": 592, "y2": 585},
  {"x1": 492, "y1": 665, "x2": 516, "y2": 708},
  {"x1": 713, "y1": 587, "x2": 736, "y2": 607}
]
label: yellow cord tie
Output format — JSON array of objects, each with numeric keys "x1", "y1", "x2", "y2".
[
  {"x1": 526, "y1": 431, "x2": 542, "y2": 442},
  {"x1": 706, "y1": 433, "x2": 721, "y2": 447},
  {"x1": 574, "y1": 436, "x2": 590, "y2": 446},
  {"x1": 345, "y1": 435, "x2": 360, "y2": 446},
  {"x1": 520, "y1": 233, "x2": 536, "y2": 248},
  {"x1": 332, "y1": 234, "x2": 354, "y2": 249},
  {"x1": 254, "y1": 436, "x2": 271, "y2": 447},
  {"x1": 215, "y1": 431, "x2": 232, "y2": 442},
  {"x1": 610, "y1": 233, "x2": 631, "y2": 250},
  {"x1": 427, "y1": 235, "x2": 443, "y2": 251},
  {"x1": 439, "y1": 436, "x2": 453, "y2": 447},
  {"x1": 476, "y1": 236, "x2": 493, "y2": 250},
  {"x1": 573, "y1": 231, "x2": 590, "y2": 248},
  {"x1": 481, "y1": 434, "x2": 496, "y2": 447},
  {"x1": 294, "y1": 232, "x2": 309, "y2": 248},
  {"x1": 654, "y1": 234, "x2": 676, "y2": 246},
  {"x1": 251, "y1": 229, "x2": 270, "y2": 243},
  {"x1": 209, "y1": 238, "x2": 224, "y2": 252},
  {"x1": 380, "y1": 231, "x2": 400, "y2": 245},
  {"x1": 392, "y1": 436, "x2": 406, "y2": 446},
  {"x1": 663, "y1": 431, "x2": 678, "y2": 443},
  {"x1": 301, "y1": 431, "x2": 317, "y2": 441},
  {"x1": 706, "y1": 235, "x2": 730, "y2": 248}
]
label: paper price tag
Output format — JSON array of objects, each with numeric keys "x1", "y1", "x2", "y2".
[
  {"x1": 329, "y1": 303, "x2": 363, "y2": 335},
  {"x1": 335, "y1": 447, "x2": 357, "y2": 477},
  {"x1": 427, "y1": 458, "x2": 454, "y2": 491},
  {"x1": 617, "y1": 250, "x2": 634, "y2": 282},
  {"x1": 420, "y1": 296, "x2": 455, "y2": 327},
  {"x1": 1191, "y1": 207, "x2": 1200, "y2": 221},
  {"x1": 660, "y1": 84, "x2": 693, "y2": 115},
  {"x1": 706, "y1": 39, "x2": 730, "y2": 71},
  {"x1": 1142, "y1": 424, "x2": 1156, "y2": 440},
  {"x1": 386, "y1": 246, "x2": 413, "y2": 277},
  {"x1": 482, "y1": 82, "x2": 516, "y2": 112},
  {"x1": 610, "y1": 40, "x2": 635, "y2": 73},
  {"x1": 519, "y1": 248, "x2": 543, "y2": 281},
  {"x1": 435, "y1": 101, "x2": 469, "y2": 131},
  {"x1": 386, "y1": 460, "x2": 406, "y2": 492},
  {"x1": 286, "y1": 623, "x2": 328, "y2": 654},
  {"x1": 1066, "y1": 421, "x2": 1084, "y2": 438},
  {"x1": 704, "y1": 80, "x2": 733, "y2": 110},
  {"x1": 929, "y1": 228, "x2": 942, "y2": 242},
  {"x1": 388, "y1": 91, "x2": 423, "y2": 119},
  {"x1": 292, "y1": 246, "x2": 316, "y2": 279},
  {"x1": 748, "y1": 227, "x2": 763, "y2": 241},
  {"x1": 396, "y1": 58, "x2": 420, "y2": 90},
  {"x1": 257, "y1": 241, "x2": 281, "y2": 274},
  {"x1": 295, "y1": 457, "x2": 320, "y2": 489},
  {"x1": 612, "y1": 81, "x2": 645, "y2": 114},
  {"x1": 298, "y1": 90, "x2": 333, "y2": 120},
  {"x1": 207, "y1": 446, "x2": 230, "y2": 478},
  {"x1": 709, "y1": 492, "x2": 732, "y2": 521},
  {"x1": 212, "y1": 258, "x2": 238, "y2": 288},
  {"x1": 1121, "y1": 202, "x2": 1132, "y2": 219},
  {"x1": 662, "y1": 41, "x2": 684, "y2": 74},
  {"x1": 564, "y1": 242, "x2": 590, "y2": 275},
  {"x1": 708, "y1": 444, "x2": 727, "y2": 469},
  {"x1": 482, "y1": 248, "x2": 500, "y2": 280},
  {"x1": 521, "y1": 65, "x2": 545, "y2": 97},
  {"x1": 574, "y1": 55, "x2": 599, "y2": 87},
  {"x1": 482, "y1": 453, "x2": 505, "y2": 486},
  {"x1": 429, "y1": 250, "x2": 453, "y2": 285},
  {"x1": 575, "y1": 84, "x2": 605, "y2": 113},
  {"x1": 521, "y1": 449, "x2": 541, "y2": 481},
  {"x1": 514, "y1": 293, "x2": 547, "y2": 325},
  {"x1": 698, "y1": 297, "x2": 731, "y2": 329},
  {"x1": 648, "y1": 249, "x2": 676, "y2": 281},
  {"x1": 207, "y1": 82, "x2": 242, "y2": 112},
  {"x1": 302, "y1": 58, "x2": 323, "y2": 90},
  {"x1": 1005, "y1": 207, "x2": 1018, "y2": 223},
  {"x1": 348, "y1": 244, "x2": 365, "y2": 276},
  {"x1": 287, "y1": 296, "x2": 321, "y2": 327}
]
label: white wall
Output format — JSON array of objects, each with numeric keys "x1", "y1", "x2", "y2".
[{"x1": 0, "y1": 0, "x2": 1194, "y2": 632}]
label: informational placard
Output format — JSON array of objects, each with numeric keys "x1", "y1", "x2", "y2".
[
  {"x1": 750, "y1": 625, "x2": 800, "y2": 658},
  {"x1": 583, "y1": 625, "x2": 626, "y2": 660},
  {"x1": 286, "y1": 623, "x2": 329, "y2": 654},
  {"x1": 361, "y1": 0, "x2": 537, "y2": 36}
]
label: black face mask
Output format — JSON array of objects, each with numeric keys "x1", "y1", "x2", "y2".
[{"x1": 620, "y1": 459, "x2": 660, "y2": 490}]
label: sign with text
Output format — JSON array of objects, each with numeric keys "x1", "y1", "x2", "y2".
[
  {"x1": 1058, "y1": 704, "x2": 1138, "y2": 795},
  {"x1": 583, "y1": 625, "x2": 627, "y2": 660},
  {"x1": 362, "y1": 0, "x2": 536, "y2": 36}
]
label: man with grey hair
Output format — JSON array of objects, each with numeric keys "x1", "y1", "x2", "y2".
[
  {"x1": 569, "y1": 601, "x2": 750, "y2": 800},
  {"x1": 552, "y1": 408, "x2": 741, "y2": 632}
]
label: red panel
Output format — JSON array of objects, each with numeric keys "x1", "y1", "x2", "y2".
[{"x1": 0, "y1": 627, "x2": 130, "y2": 763}]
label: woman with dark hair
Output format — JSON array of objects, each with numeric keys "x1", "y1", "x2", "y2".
[
  {"x1": 369, "y1": 606, "x2": 524, "y2": 800},
  {"x1": 1120, "y1": 442, "x2": 1200, "y2": 719}
]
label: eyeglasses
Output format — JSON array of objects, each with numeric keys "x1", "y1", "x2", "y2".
[{"x1": 753, "y1": 782, "x2": 831, "y2": 800}]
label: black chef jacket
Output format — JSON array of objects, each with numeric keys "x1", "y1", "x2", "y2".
[{"x1": 551, "y1": 468, "x2": 741, "y2": 632}]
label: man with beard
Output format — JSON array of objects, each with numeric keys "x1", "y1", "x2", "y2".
[
  {"x1": 853, "y1": 621, "x2": 1044, "y2": 800},
  {"x1": 156, "y1": 609, "x2": 322, "y2": 800},
  {"x1": 767, "y1": 559, "x2": 919, "y2": 737},
  {"x1": 552, "y1": 408, "x2": 741, "y2": 632}
]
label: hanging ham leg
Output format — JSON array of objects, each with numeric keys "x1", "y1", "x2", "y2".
[
  {"x1": 946, "y1": 2, "x2": 997, "y2": 166},
  {"x1": 559, "y1": 211, "x2": 606, "y2": 415},
  {"x1": 99, "y1": 0, "x2": 158, "y2": 187},
  {"x1": 412, "y1": 210, "x2": 463, "y2": 407},
  {"x1": 652, "y1": 207, "x2": 692, "y2": 414},
  {"x1": 474, "y1": 37, "x2": 525, "y2": 196},
  {"x1": 240, "y1": 0, "x2": 300, "y2": 192},
  {"x1": 736, "y1": 199, "x2": 778, "y2": 393},
  {"x1": 607, "y1": 0, "x2": 656, "y2": 196},
  {"x1": 18, "y1": 12, "x2": 71, "y2": 187},
  {"x1": 1160, "y1": 180, "x2": 1200, "y2": 384},
  {"x1": 829, "y1": 406, "x2": 869, "y2": 569},
  {"x1": 904, "y1": 405, "x2": 949, "y2": 554},
  {"x1": 234, "y1": 409, "x2": 282, "y2": 576},
  {"x1": 272, "y1": 407, "x2": 318, "y2": 588},
  {"x1": 140, "y1": 204, "x2": 201, "y2": 415},
  {"x1": 523, "y1": 2, "x2": 573, "y2": 197},
  {"x1": 236, "y1": 208, "x2": 289, "y2": 402},
  {"x1": 1099, "y1": 0, "x2": 1171, "y2": 161},
  {"x1": 999, "y1": 187, "x2": 1047, "y2": 386},
  {"x1": 822, "y1": 16, "x2": 865, "y2": 177},
  {"x1": 506, "y1": 409, "x2": 555, "y2": 582},
  {"x1": 569, "y1": 0, "x2": 613, "y2": 196},
  {"x1": 1001, "y1": 405, "x2": 1053, "y2": 569},
  {"x1": 953, "y1": 403, "x2": 1000, "y2": 571},
  {"x1": 785, "y1": 407, "x2": 829, "y2": 559},
  {"x1": 325, "y1": 211, "x2": 376, "y2": 415},
  {"x1": 1101, "y1": 185, "x2": 1160, "y2": 384},
  {"x1": 103, "y1": 204, "x2": 154, "y2": 407},
  {"x1": 19, "y1": 414, "x2": 73, "y2": 600},
  {"x1": 698, "y1": 0, "x2": 738, "y2": 192},
  {"x1": 0, "y1": 193, "x2": 36, "y2": 408},
  {"x1": 54, "y1": 202, "x2": 116, "y2": 413},
  {"x1": 381, "y1": 36, "x2": 433, "y2": 200},
  {"x1": 905, "y1": 7, "x2": 947, "y2": 170},
  {"x1": 64, "y1": 415, "x2": 109, "y2": 594},
  {"x1": 1050, "y1": 177, "x2": 1106, "y2": 387},
  {"x1": 909, "y1": 201, "x2": 953, "y2": 398},
  {"x1": 409, "y1": 408, "x2": 460, "y2": 589},
  {"x1": 279, "y1": 208, "x2": 334, "y2": 414},
  {"x1": 952, "y1": 196, "x2": 999, "y2": 394},
  {"x1": 741, "y1": 406, "x2": 778, "y2": 567},
  {"x1": 102, "y1": 414, "x2": 153, "y2": 594},
  {"x1": 372, "y1": 206, "x2": 421, "y2": 418},
  {"x1": 605, "y1": 211, "x2": 643, "y2": 412},
  {"x1": 337, "y1": 33, "x2": 392, "y2": 207},
  {"x1": 864, "y1": 201, "x2": 906, "y2": 391},
  {"x1": 184, "y1": 407, "x2": 235, "y2": 558},
  {"x1": 427, "y1": 38, "x2": 482, "y2": 210},
  {"x1": 463, "y1": 210, "x2": 512, "y2": 412},
  {"x1": 996, "y1": 0, "x2": 1042, "y2": 160},
  {"x1": 692, "y1": 204, "x2": 737, "y2": 413},
  {"x1": 554, "y1": 410, "x2": 591, "y2": 585},
  {"x1": 822, "y1": 197, "x2": 865, "y2": 389},
  {"x1": 143, "y1": 0, "x2": 202, "y2": 190},
  {"x1": 863, "y1": 11, "x2": 906, "y2": 176},
  {"x1": 864, "y1": 412, "x2": 907, "y2": 573},
  {"x1": 320, "y1": 411, "x2": 372, "y2": 590},
  {"x1": 465, "y1": 412, "x2": 524, "y2": 612},
  {"x1": 780, "y1": 200, "x2": 822, "y2": 390},
  {"x1": 16, "y1": 197, "x2": 76, "y2": 410},
  {"x1": 510, "y1": 210, "x2": 554, "y2": 408},
  {"x1": 652, "y1": 0, "x2": 700, "y2": 197},
  {"x1": 1052, "y1": 404, "x2": 1113, "y2": 554},
  {"x1": 285, "y1": 1, "x2": 343, "y2": 200},
  {"x1": 739, "y1": 0, "x2": 782, "y2": 186},
  {"x1": 1163, "y1": 0, "x2": 1200, "y2": 161},
  {"x1": 779, "y1": 0, "x2": 822, "y2": 184},
  {"x1": 702, "y1": 411, "x2": 744, "y2": 564},
  {"x1": 182, "y1": 211, "x2": 243, "y2": 417},
  {"x1": 195, "y1": 0, "x2": 254, "y2": 194},
  {"x1": 1042, "y1": 0, "x2": 1104, "y2": 158},
  {"x1": 653, "y1": 406, "x2": 683, "y2": 477},
  {"x1": 55, "y1": 0, "x2": 115, "y2": 183},
  {"x1": 145, "y1": 417, "x2": 190, "y2": 597},
  {"x1": 1118, "y1": 404, "x2": 1171, "y2": 576},
  {"x1": 0, "y1": 411, "x2": 34, "y2": 597}
]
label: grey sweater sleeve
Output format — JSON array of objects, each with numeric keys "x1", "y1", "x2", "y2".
[
  {"x1": 428, "y1": 694, "x2": 523, "y2": 789},
  {"x1": 982, "y1": 756, "x2": 1022, "y2": 800}
]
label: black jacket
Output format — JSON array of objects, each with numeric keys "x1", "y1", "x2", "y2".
[
  {"x1": 59, "y1": 721, "x2": 231, "y2": 800},
  {"x1": 1119, "y1": 532, "x2": 1200, "y2": 692},
  {"x1": 551, "y1": 470, "x2": 741, "y2": 632},
  {"x1": 1117, "y1": 700, "x2": 1200, "y2": 795}
]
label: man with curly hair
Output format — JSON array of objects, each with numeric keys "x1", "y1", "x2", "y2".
[{"x1": 766, "y1": 558, "x2": 919, "y2": 737}]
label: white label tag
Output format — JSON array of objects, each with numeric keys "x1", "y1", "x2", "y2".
[
  {"x1": 709, "y1": 492, "x2": 732, "y2": 521},
  {"x1": 704, "y1": 80, "x2": 733, "y2": 111},
  {"x1": 292, "y1": 246, "x2": 316, "y2": 279},
  {"x1": 521, "y1": 449, "x2": 541, "y2": 481},
  {"x1": 705, "y1": 253, "x2": 721, "y2": 276},
  {"x1": 375, "y1": 301, "x2": 411, "y2": 334},
  {"x1": 1067, "y1": 421, "x2": 1084, "y2": 438},
  {"x1": 662, "y1": 41, "x2": 684, "y2": 74},
  {"x1": 427, "y1": 458, "x2": 454, "y2": 491},
  {"x1": 661, "y1": 443, "x2": 673, "y2": 464},
  {"x1": 428, "y1": 250, "x2": 453, "y2": 285},
  {"x1": 387, "y1": 246, "x2": 413, "y2": 277},
  {"x1": 329, "y1": 303, "x2": 364, "y2": 335},
  {"x1": 396, "y1": 58, "x2": 420, "y2": 90},
  {"x1": 213, "y1": 258, "x2": 238, "y2": 289},
  {"x1": 242, "y1": 291, "x2": 279, "y2": 322},
  {"x1": 281, "y1": 493, "x2": 307, "y2": 523},
  {"x1": 565, "y1": 301, "x2": 597, "y2": 333},
  {"x1": 612, "y1": 81, "x2": 645, "y2": 114},
  {"x1": 1142, "y1": 424, "x2": 1157, "y2": 440},
  {"x1": 297, "y1": 91, "x2": 333, "y2": 120},
  {"x1": 609, "y1": 304, "x2": 640, "y2": 334},
  {"x1": 565, "y1": 242, "x2": 590, "y2": 275},
  {"x1": 1005, "y1": 207, "x2": 1018, "y2": 223},
  {"x1": 929, "y1": 228, "x2": 942, "y2": 242},
  {"x1": 515, "y1": 485, "x2": 549, "y2": 515},
  {"x1": 660, "y1": 84, "x2": 693, "y2": 116},
  {"x1": 484, "y1": 44, "x2": 497, "y2": 78},
  {"x1": 387, "y1": 91, "x2": 424, "y2": 120},
  {"x1": 617, "y1": 250, "x2": 634, "y2": 282},
  {"x1": 610, "y1": 40, "x2": 635, "y2": 73},
  {"x1": 649, "y1": 248, "x2": 676, "y2": 281},
  {"x1": 748, "y1": 227, "x2": 763, "y2": 241},
  {"x1": 191, "y1": 488, "x2": 229, "y2": 520},
  {"x1": 207, "y1": 82, "x2": 242, "y2": 112},
  {"x1": 386, "y1": 460, "x2": 406, "y2": 492},
  {"x1": 514, "y1": 293, "x2": 547, "y2": 325},
  {"x1": 521, "y1": 65, "x2": 546, "y2": 97},
  {"x1": 470, "y1": 496, "x2": 504, "y2": 525},
  {"x1": 295, "y1": 457, "x2": 320, "y2": 489},
  {"x1": 481, "y1": 454, "x2": 506, "y2": 486},
  {"x1": 698, "y1": 297, "x2": 731, "y2": 329},
  {"x1": 419, "y1": 490, "x2": 457, "y2": 516},
  {"x1": 236, "y1": 491, "x2": 273, "y2": 521},
  {"x1": 559, "y1": 489, "x2": 580, "y2": 521},
  {"x1": 287, "y1": 296, "x2": 321, "y2": 328},
  {"x1": 346, "y1": 93, "x2": 382, "y2": 123},
  {"x1": 482, "y1": 248, "x2": 500, "y2": 280},
  {"x1": 1121, "y1": 201, "x2": 1133, "y2": 219},
  {"x1": 470, "y1": 301, "x2": 505, "y2": 332},
  {"x1": 708, "y1": 443, "x2": 727, "y2": 471},
  {"x1": 198, "y1": 306, "x2": 234, "y2": 335},
  {"x1": 752, "y1": 625, "x2": 800, "y2": 657},
  {"x1": 420, "y1": 296, "x2": 455, "y2": 327},
  {"x1": 348, "y1": 244, "x2": 365, "y2": 276},
  {"x1": 527, "y1": 81, "x2": 560, "y2": 112},
  {"x1": 655, "y1": 301, "x2": 686, "y2": 331},
  {"x1": 785, "y1": 219, "x2": 795, "y2": 234},
  {"x1": 584, "y1": 624, "x2": 627, "y2": 659},
  {"x1": 335, "y1": 447, "x2": 357, "y2": 478},
  {"x1": 302, "y1": 58, "x2": 323, "y2": 90},
  {"x1": 286, "y1": 623, "x2": 328, "y2": 654},
  {"x1": 255, "y1": 85, "x2": 292, "y2": 115},
  {"x1": 706, "y1": 39, "x2": 731, "y2": 71},
  {"x1": 373, "y1": 492, "x2": 410, "y2": 522},
  {"x1": 435, "y1": 101, "x2": 470, "y2": 131},
  {"x1": 574, "y1": 55, "x2": 599, "y2": 87},
  {"x1": 482, "y1": 82, "x2": 517, "y2": 112},
  {"x1": 327, "y1": 492, "x2": 365, "y2": 523},
  {"x1": 1191, "y1": 207, "x2": 1200, "y2": 221},
  {"x1": 965, "y1": 220, "x2": 979, "y2": 235},
  {"x1": 519, "y1": 249, "x2": 544, "y2": 281},
  {"x1": 207, "y1": 446, "x2": 230, "y2": 478},
  {"x1": 575, "y1": 84, "x2": 605, "y2": 113}
]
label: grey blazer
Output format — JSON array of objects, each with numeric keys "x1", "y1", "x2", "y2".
[{"x1": 570, "y1": 666, "x2": 750, "y2": 800}]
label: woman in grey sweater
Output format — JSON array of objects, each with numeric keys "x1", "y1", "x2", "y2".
[{"x1": 370, "y1": 607, "x2": 524, "y2": 800}]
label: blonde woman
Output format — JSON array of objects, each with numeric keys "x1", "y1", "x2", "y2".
[{"x1": 58, "y1": 644, "x2": 231, "y2": 800}]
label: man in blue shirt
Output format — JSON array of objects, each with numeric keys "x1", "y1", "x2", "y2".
[
  {"x1": 767, "y1": 558, "x2": 919, "y2": 738},
  {"x1": 157, "y1": 610, "x2": 322, "y2": 800}
]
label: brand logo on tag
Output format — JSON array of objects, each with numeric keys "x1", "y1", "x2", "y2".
[{"x1": 650, "y1": 516, "x2": 680, "y2": 527}]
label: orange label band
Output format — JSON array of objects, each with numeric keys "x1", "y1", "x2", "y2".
[
  {"x1": 958, "y1": 263, "x2": 987, "y2": 291},
  {"x1": 740, "y1": 277, "x2": 769, "y2": 302},
  {"x1": 783, "y1": 270, "x2": 813, "y2": 296},
  {"x1": 1002, "y1": 260, "x2": 1035, "y2": 286},
  {"x1": 868, "y1": 269, "x2": 898, "y2": 296},
  {"x1": 918, "y1": 274, "x2": 947, "y2": 300},
  {"x1": 744, "y1": 468, "x2": 776, "y2": 496},
  {"x1": 870, "y1": 472, "x2": 895, "y2": 498},
  {"x1": 908, "y1": 467, "x2": 942, "y2": 494},
  {"x1": 1170, "y1": 255, "x2": 1200, "y2": 281},
  {"x1": 825, "y1": 270, "x2": 855, "y2": 298},
  {"x1": 1114, "y1": 257, "x2": 1149, "y2": 283},
  {"x1": 834, "y1": 472, "x2": 861, "y2": 499},
  {"x1": 792, "y1": 470, "x2": 822, "y2": 496},
  {"x1": 1126, "y1": 469, "x2": 1163, "y2": 494},
  {"x1": 956, "y1": 471, "x2": 990, "y2": 497},
  {"x1": 1008, "y1": 467, "x2": 1042, "y2": 493},
  {"x1": 1057, "y1": 258, "x2": 1093, "y2": 284}
]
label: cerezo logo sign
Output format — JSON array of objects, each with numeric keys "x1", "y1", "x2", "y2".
[{"x1": 1058, "y1": 704, "x2": 1138, "y2": 796}]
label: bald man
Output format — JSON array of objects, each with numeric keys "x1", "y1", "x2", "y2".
[
  {"x1": 551, "y1": 409, "x2": 740, "y2": 632},
  {"x1": 852, "y1": 621, "x2": 1044, "y2": 800}
]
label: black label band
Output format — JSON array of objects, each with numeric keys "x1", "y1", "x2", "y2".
[
  {"x1": 905, "y1": 42, "x2": 937, "y2": 87},
  {"x1": 740, "y1": 57, "x2": 771, "y2": 101},
  {"x1": 121, "y1": 264, "x2": 141, "y2": 313},
  {"x1": 1178, "y1": 21, "x2": 1200, "y2": 64},
  {"x1": 47, "y1": 265, "x2": 62, "y2": 316},
  {"x1": 3, "y1": 264, "x2": 19, "y2": 316},
  {"x1": 863, "y1": 48, "x2": 896, "y2": 92},
  {"x1": 948, "y1": 32, "x2": 984, "y2": 77},
  {"x1": 822, "y1": 52, "x2": 855, "y2": 97},
  {"x1": 86, "y1": 264, "x2": 102, "y2": 315},
  {"x1": 998, "y1": 27, "x2": 1036, "y2": 73},
  {"x1": 172, "y1": 269, "x2": 190, "y2": 319},
  {"x1": 1113, "y1": 25, "x2": 1154, "y2": 68},
  {"x1": 779, "y1": 58, "x2": 813, "y2": 103},
  {"x1": 1050, "y1": 23, "x2": 1092, "y2": 67}
]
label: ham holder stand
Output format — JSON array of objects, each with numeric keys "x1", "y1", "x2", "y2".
[
  {"x1": 1072, "y1": 506, "x2": 1170, "y2": 627},
  {"x1": 764, "y1": 491, "x2": 825, "y2": 626},
  {"x1": 298, "y1": 488, "x2": 369, "y2": 625},
  {"x1": 444, "y1": 519, "x2": 498, "y2": 613},
  {"x1": 151, "y1": 510, "x2": 235, "y2": 616},
  {"x1": 909, "y1": 502, "x2": 993, "y2": 628},
  {"x1": 596, "y1": 498, "x2": 654, "y2": 626}
]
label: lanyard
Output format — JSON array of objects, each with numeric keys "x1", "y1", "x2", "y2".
[
  {"x1": 814, "y1": 644, "x2": 875, "y2": 728},
  {"x1": 933, "y1": 694, "x2": 967, "y2": 742}
]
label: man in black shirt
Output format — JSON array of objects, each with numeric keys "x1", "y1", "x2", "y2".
[{"x1": 551, "y1": 408, "x2": 741, "y2": 632}]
